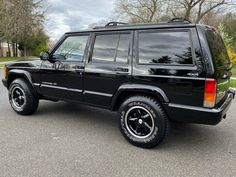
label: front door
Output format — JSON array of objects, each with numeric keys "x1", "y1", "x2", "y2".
[{"x1": 39, "y1": 34, "x2": 90, "y2": 102}]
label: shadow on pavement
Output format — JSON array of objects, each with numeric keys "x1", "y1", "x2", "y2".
[{"x1": 36, "y1": 101, "x2": 230, "y2": 151}]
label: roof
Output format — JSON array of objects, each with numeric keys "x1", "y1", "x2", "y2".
[{"x1": 65, "y1": 18, "x2": 197, "y2": 35}]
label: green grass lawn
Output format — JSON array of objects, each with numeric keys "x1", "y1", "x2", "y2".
[
  {"x1": 0, "y1": 57, "x2": 24, "y2": 67},
  {"x1": 231, "y1": 79, "x2": 236, "y2": 88},
  {"x1": 0, "y1": 57, "x2": 22, "y2": 63},
  {"x1": 232, "y1": 65, "x2": 236, "y2": 78}
]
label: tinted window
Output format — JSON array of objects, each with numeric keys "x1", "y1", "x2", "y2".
[
  {"x1": 53, "y1": 35, "x2": 88, "y2": 61},
  {"x1": 116, "y1": 34, "x2": 130, "y2": 63},
  {"x1": 205, "y1": 30, "x2": 230, "y2": 67},
  {"x1": 92, "y1": 34, "x2": 118, "y2": 62},
  {"x1": 138, "y1": 31, "x2": 193, "y2": 65},
  {"x1": 92, "y1": 33, "x2": 130, "y2": 63}
]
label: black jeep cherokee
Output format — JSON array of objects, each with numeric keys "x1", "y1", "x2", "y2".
[{"x1": 2, "y1": 19, "x2": 235, "y2": 148}]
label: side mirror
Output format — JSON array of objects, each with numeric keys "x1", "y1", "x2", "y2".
[{"x1": 40, "y1": 52, "x2": 50, "y2": 61}]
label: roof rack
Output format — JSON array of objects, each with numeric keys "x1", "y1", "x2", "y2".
[
  {"x1": 168, "y1": 18, "x2": 192, "y2": 24},
  {"x1": 105, "y1": 22, "x2": 127, "y2": 27},
  {"x1": 92, "y1": 18, "x2": 192, "y2": 30},
  {"x1": 93, "y1": 22, "x2": 127, "y2": 30}
]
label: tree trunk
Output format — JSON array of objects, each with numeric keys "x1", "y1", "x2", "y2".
[
  {"x1": 24, "y1": 46, "x2": 27, "y2": 57},
  {"x1": 16, "y1": 43, "x2": 18, "y2": 57},
  {"x1": 7, "y1": 41, "x2": 11, "y2": 57},
  {"x1": 0, "y1": 41, "x2": 3, "y2": 57},
  {"x1": 12, "y1": 43, "x2": 16, "y2": 57},
  {"x1": 184, "y1": 8, "x2": 191, "y2": 21}
]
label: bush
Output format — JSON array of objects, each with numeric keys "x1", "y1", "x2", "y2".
[{"x1": 227, "y1": 48, "x2": 236, "y2": 65}]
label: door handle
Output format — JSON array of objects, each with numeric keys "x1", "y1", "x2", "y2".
[
  {"x1": 75, "y1": 65, "x2": 85, "y2": 73},
  {"x1": 76, "y1": 65, "x2": 85, "y2": 70},
  {"x1": 115, "y1": 67, "x2": 129, "y2": 73}
]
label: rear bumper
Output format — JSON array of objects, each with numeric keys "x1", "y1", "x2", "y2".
[
  {"x1": 2, "y1": 78, "x2": 7, "y2": 88},
  {"x1": 168, "y1": 89, "x2": 235, "y2": 125}
]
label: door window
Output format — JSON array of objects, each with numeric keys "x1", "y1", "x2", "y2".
[
  {"x1": 91, "y1": 33, "x2": 130, "y2": 64},
  {"x1": 53, "y1": 35, "x2": 89, "y2": 61}
]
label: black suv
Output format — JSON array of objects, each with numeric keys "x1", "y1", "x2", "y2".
[{"x1": 2, "y1": 19, "x2": 235, "y2": 148}]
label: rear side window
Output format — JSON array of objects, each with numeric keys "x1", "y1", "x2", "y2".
[
  {"x1": 205, "y1": 30, "x2": 230, "y2": 67},
  {"x1": 138, "y1": 31, "x2": 193, "y2": 65},
  {"x1": 92, "y1": 33, "x2": 130, "y2": 63}
]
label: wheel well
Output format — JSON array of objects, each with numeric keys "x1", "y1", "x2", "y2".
[
  {"x1": 7, "y1": 74, "x2": 40, "y2": 99},
  {"x1": 7, "y1": 74, "x2": 28, "y2": 88},
  {"x1": 112, "y1": 91, "x2": 166, "y2": 111}
]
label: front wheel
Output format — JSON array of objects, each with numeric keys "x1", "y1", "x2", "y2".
[
  {"x1": 9, "y1": 79, "x2": 39, "y2": 115},
  {"x1": 118, "y1": 95, "x2": 169, "y2": 148}
]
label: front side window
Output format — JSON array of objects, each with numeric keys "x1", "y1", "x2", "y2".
[
  {"x1": 53, "y1": 35, "x2": 89, "y2": 61},
  {"x1": 138, "y1": 31, "x2": 193, "y2": 65},
  {"x1": 92, "y1": 33, "x2": 130, "y2": 63}
]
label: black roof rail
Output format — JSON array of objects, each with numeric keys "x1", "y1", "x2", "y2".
[
  {"x1": 93, "y1": 22, "x2": 127, "y2": 30},
  {"x1": 105, "y1": 22, "x2": 127, "y2": 27},
  {"x1": 168, "y1": 18, "x2": 192, "y2": 24}
]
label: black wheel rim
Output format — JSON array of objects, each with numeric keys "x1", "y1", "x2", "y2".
[
  {"x1": 125, "y1": 106, "x2": 155, "y2": 139},
  {"x1": 11, "y1": 87, "x2": 25, "y2": 109}
]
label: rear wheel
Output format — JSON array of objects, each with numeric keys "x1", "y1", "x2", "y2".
[
  {"x1": 9, "y1": 79, "x2": 39, "y2": 115},
  {"x1": 118, "y1": 95, "x2": 169, "y2": 148}
]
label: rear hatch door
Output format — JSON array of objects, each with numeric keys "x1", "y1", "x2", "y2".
[{"x1": 205, "y1": 28, "x2": 232, "y2": 105}]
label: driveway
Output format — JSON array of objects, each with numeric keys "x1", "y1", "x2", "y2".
[{"x1": 0, "y1": 69, "x2": 235, "y2": 177}]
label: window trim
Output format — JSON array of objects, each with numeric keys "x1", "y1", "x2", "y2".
[
  {"x1": 89, "y1": 31, "x2": 132, "y2": 65},
  {"x1": 136, "y1": 29, "x2": 196, "y2": 67},
  {"x1": 50, "y1": 33, "x2": 90, "y2": 63}
]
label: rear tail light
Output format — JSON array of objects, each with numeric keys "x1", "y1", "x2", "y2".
[{"x1": 204, "y1": 79, "x2": 217, "y2": 108}]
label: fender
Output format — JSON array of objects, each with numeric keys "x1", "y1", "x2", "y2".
[
  {"x1": 111, "y1": 84, "x2": 169, "y2": 110},
  {"x1": 7, "y1": 69, "x2": 33, "y2": 88}
]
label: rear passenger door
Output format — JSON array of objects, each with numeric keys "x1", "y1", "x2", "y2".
[
  {"x1": 83, "y1": 31, "x2": 133, "y2": 107},
  {"x1": 133, "y1": 28, "x2": 206, "y2": 107}
]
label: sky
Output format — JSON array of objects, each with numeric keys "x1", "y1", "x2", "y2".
[{"x1": 45, "y1": 0, "x2": 116, "y2": 41}]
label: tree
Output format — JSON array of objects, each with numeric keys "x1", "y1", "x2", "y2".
[
  {"x1": 0, "y1": 0, "x2": 47, "y2": 57},
  {"x1": 116, "y1": 0, "x2": 168, "y2": 23},
  {"x1": 115, "y1": 0, "x2": 235, "y2": 23},
  {"x1": 177, "y1": 0, "x2": 235, "y2": 23},
  {"x1": 18, "y1": 29, "x2": 49, "y2": 56},
  {"x1": 220, "y1": 13, "x2": 236, "y2": 50},
  {"x1": 217, "y1": 20, "x2": 236, "y2": 64}
]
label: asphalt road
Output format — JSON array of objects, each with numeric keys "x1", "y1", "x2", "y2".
[{"x1": 0, "y1": 69, "x2": 236, "y2": 177}]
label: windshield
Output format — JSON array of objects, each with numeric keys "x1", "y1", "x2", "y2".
[{"x1": 205, "y1": 30, "x2": 231, "y2": 68}]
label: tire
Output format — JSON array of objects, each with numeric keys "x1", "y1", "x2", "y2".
[
  {"x1": 118, "y1": 95, "x2": 169, "y2": 148},
  {"x1": 9, "y1": 78, "x2": 39, "y2": 115}
]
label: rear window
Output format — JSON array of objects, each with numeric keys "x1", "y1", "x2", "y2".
[
  {"x1": 205, "y1": 30, "x2": 230, "y2": 67},
  {"x1": 138, "y1": 31, "x2": 193, "y2": 65}
]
